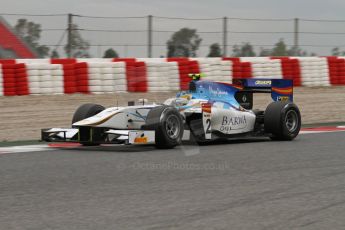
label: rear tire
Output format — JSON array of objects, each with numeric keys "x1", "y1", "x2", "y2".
[
  {"x1": 72, "y1": 103, "x2": 105, "y2": 146},
  {"x1": 144, "y1": 106, "x2": 184, "y2": 149},
  {"x1": 264, "y1": 101, "x2": 301, "y2": 141}
]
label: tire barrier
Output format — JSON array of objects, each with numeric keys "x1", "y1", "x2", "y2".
[
  {"x1": 14, "y1": 63, "x2": 29, "y2": 95},
  {"x1": 326, "y1": 56, "x2": 345, "y2": 85},
  {"x1": 145, "y1": 61, "x2": 180, "y2": 92},
  {"x1": 74, "y1": 62, "x2": 127, "y2": 94},
  {"x1": 223, "y1": 57, "x2": 253, "y2": 79},
  {"x1": 25, "y1": 63, "x2": 64, "y2": 95},
  {"x1": 0, "y1": 65, "x2": 3, "y2": 96},
  {"x1": 244, "y1": 58, "x2": 283, "y2": 79},
  {"x1": 1, "y1": 57, "x2": 345, "y2": 96},
  {"x1": 113, "y1": 59, "x2": 147, "y2": 92},
  {"x1": 297, "y1": 57, "x2": 330, "y2": 87},
  {"x1": 51, "y1": 58, "x2": 77, "y2": 94},
  {"x1": 167, "y1": 58, "x2": 200, "y2": 90},
  {"x1": 0, "y1": 64, "x2": 16, "y2": 96},
  {"x1": 191, "y1": 58, "x2": 232, "y2": 83},
  {"x1": 271, "y1": 57, "x2": 302, "y2": 86}
]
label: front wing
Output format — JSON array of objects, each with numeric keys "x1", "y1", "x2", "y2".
[{"x1": 41, "y1": 128, "x2": 156, "y2": 145}]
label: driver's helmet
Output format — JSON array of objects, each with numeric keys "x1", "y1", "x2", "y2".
[
  {"x1": 188, "y1": 73, "x2": 205, "y2": 92},
  {"x1": 188, "y1": 73, "x2": 204, "y2": 81}
]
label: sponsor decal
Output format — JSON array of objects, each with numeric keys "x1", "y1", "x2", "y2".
[
  {"x1": 220, "y1": 115, "x2": 247, "y2": 132},
  {"x1": 133, "y1": 132, "x2": 148, "y2": 143},
  {"x1": 134, "y1": 136, "x2": 148, "y2": 143},
  {"x1": 272, "y1": 87, "x2": 293, "y2": 95},
  {"x1": 242, "y1": 95, "x2": 247, "y2": 103},
  {"x1": 208, "y1": 86, "x2": 229, "y2": 96},
  {"x1": 129, "y1": 131, "x2": 155, "y2": 144},
  {"x1": 201, "y1": 103, "x2": 212, "y2": 114},
  {"x1": 202, "y1": 103, "x2": 212, "y2": 139},
  {"x1": 255, "y1": 80, "x2": 271, "y2": 85},
  {"x1": 277, "y1": 96, "x2": 290, "y2": 101}
]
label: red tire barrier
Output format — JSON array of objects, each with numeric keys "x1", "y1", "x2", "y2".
[
  {"x1": 113, "y1": 59, "x2": 147, "y2": 92},
  {"x1": 0, "y1": 64, "x2": 16, "y2": 96},
  {"x1": 14, "y1": 63, "x2": 29, "y2": 95},
  {"x1": 74, "y1": 63, "x2": 89, "y2": 93}
]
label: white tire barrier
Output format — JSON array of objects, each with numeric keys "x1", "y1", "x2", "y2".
[{"x1": 26, "y1": 64, "x2": 64, "y2": 95}]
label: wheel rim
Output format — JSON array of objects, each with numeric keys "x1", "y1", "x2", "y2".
[
  {"x1": 285, "y1": 110, "x2": 299, "y2": 132},
  {"x1": 165, "y1": 114, "x2": 180, "y2": 139}
]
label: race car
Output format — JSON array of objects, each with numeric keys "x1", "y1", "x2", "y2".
[{"x1": 41, "y1": 74, "x2": 301, "y2": 149}]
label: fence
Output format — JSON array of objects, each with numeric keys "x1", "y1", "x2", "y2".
[{"x1": 2, "y1": 13, "x2": 345, "y2": 58}]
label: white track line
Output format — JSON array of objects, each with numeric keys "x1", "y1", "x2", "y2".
[
  {"x1": 0, "y1": 145, "x2": 55, "y2": 155},
  {"x1": 300, "y1": 131, "x2": 335, "y2": 134}
]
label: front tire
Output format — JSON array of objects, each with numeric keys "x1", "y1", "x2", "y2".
[
  {"x1": 264, "y1": 101, "x2": 301, "y2": 141},
  {"x1": 72, "y1": 103, "x2": 105, "y2": 124},
  {"x1": 72, "y1": 103, "x2": 105, "y2": 146},
  {"x1": 144, "y1": 106, "x2": 184, "y2": 149}
]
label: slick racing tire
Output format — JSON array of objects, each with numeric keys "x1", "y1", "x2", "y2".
[
  {"x1": 72, "y1": 103, "x2": 105, "y2": 146},
  {"x1": 72, "y1": 103, "x2": 105, "y2": 124},
  {"x1": 264, "y1": 101, "x2": 301, "y2": 141},
  {"x1": 143, "y1": 106, "x2": 184, "y2": 149}
]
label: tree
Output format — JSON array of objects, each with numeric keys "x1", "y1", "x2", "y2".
[
  {"x1": 331, "y1": 47, "x2": 345, "y2": 56},
  {"x1": 287, "y1": 46, "x2": 315, "y2": 57},
  {"x1": 257, "y1": 39, "x2": 315, "y2": 57},
  {"x1": 331, "y1": 47, "x2": 340, "y2": 56},
  {"x1": 103, "y1": 48, "x2": 119, "y2": 58},
  {"x1": 259, "y1": 48, "x2": 272, "y2": 57},
  {"x1": 50, "y1": 50, "x2": 60, "y2": 58},
  {"x1": 271, "y1": 39, "x2": 288, "y2": 56},
  {"x1": 14, "y1": 19, "x2": 49, "y2": 58},
  {"x1": 232, "y1": 43, "x2": 256, "y2": 57},
  {"x1": 167, "y1": 28, "x2": 202, "y2": 57},
  {"x1": 64, "y1": 24, "x2": 90, "y2": 58},
  {"x1": 207, "y1": 43, "x2": 222, "y2": 57},
  {"x1": 287, "y1": 46, "x2": 300, "y2": 56}
]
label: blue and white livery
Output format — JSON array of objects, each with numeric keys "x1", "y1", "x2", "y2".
[{"x1": 42, "y1": 76, "x2": 301, "y2": 149}]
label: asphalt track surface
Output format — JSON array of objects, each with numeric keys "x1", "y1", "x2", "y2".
[{"x1": 1, "y1": 132, "x2": 345, "y2": 230}]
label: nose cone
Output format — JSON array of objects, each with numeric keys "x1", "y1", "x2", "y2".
[{"x1": 73, "y1": 109, "x2": 119, "y2": 126}]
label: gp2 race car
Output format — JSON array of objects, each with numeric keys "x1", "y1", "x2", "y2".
[{"x1": 41, "y1": 75, "x2": 301, "y2": 149}]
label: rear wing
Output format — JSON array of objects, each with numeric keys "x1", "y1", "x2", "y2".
[
  {"x1": 233, "y1": 78, "x2": 294, "y2": 102},
  {"x1": 232, "y1": 79, "x2": 293, "y2": 110}
]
